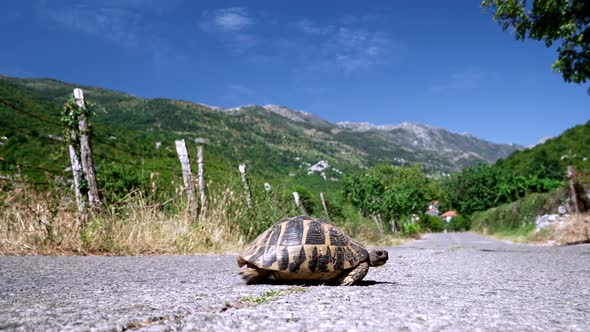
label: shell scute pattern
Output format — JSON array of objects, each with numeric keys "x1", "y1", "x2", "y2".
[{"x1": 240, "y1": 216, "x2": 368, "y2": 275}]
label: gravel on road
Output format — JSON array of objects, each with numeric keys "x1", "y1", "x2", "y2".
[{"x1": 1, "y1": 232, "x2": 589, "y2": 331}]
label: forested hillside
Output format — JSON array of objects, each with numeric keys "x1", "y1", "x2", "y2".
[
  {"x1": 0, "y1": 74, "x2": 587, "y2": 254},
  {"x1": 495, "y1": 121, "x2": 590, "y2": 180},
  {"x1": 0, "y1": 75, "x2": 521, "y2": 198}
]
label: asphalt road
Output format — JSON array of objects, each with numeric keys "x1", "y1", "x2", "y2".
[{"x1": 1, "y1": 232, "x2": 589, "y2": 332}]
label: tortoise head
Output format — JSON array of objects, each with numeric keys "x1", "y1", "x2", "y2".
[{"x1": 368, "y1": 249, "x2": 388, "y2": 266}]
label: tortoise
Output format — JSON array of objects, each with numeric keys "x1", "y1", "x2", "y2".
[{"x1": 237, "y1": 215, "x2": 388, "y2": 285}]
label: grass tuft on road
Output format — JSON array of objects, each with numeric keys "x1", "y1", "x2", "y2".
[{"x1": 242, "y1": 287, "x2": 307, "y2": 305}]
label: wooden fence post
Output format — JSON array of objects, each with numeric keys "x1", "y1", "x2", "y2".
[
  {"x1": 320, "y1": 192, "x2": 330, "y2": 220},
  {"x1": 371, "y1": 214, "x2": 385, "y2": 234},
  {"x1": 239, "y1": 163, "x2": 252, "y2": 208},
  {"x1": 567, "y1": 166, "x2": 580, "y2": 213},
  {"x1": 74, "y1": 88, "x2": 102, "y2": 212},
  {"x1": 65, "y1": 92, "x2": 85, "y2": 220},
  {"x1": 197, "y1": 145, "x2": 206, "y2": 213},
  {"x1": 293, "y1": 191, "x2": 307, "y2": 215},
  {"x1": 68, "y1": 144, "x2": 85, "y2": 215},
  {"x1": 175, "y1": 139, "x2": 197, "y2": 218}
]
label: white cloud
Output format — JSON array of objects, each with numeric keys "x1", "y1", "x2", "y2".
[
  {"x1": 313, "y1": 25, "x2": 394, "y2": 73},
  {"x1": 200, "y1": 7, "x2": 257, "y2": 52},
  {"x1": 42, "y1": 5, "x2": 142, "y2": 48},
  {"x1": 205, "y1": 7, "x2": 253, "y2": 32}
]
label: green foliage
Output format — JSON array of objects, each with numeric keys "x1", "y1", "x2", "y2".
[
  {"x1": 225, "y1": 178, "x2": 301, "y2": 241},
  {"x1": 241, "y1": 287, "x2": 306, "y2": 305},
  {"x1": 445, "y1": 215, "x2": 471, "y2": 232},
  {"x1": 343, "y1": 163, "x2": 441, "y2": 232},
  {"x1": 2, "y1": 74, "x2": 586, "y2": 245},
  {"x1": 470, "y1": 188, "x2": 565, "y2": 233},
  {"x1": 402, "y1": 221, "x2": 421, "y2": 237},
  {"x1": 442, "y1": 164, "x2": 500, "y2": 215},
  {"x1": 482, "y1": 0, "x2": 590, "y2": 92},
  {"x1": 442, "y1": 121, "x2": 589, "y2": 219},
  {"x1": 442, "y1": 163, "x2": 563, "y2": 216},
  {"x1": 61, "y1": 93, "x2": 94, "y2": 143},
  {"x1": 323, "y1": 196, "x2": 345, "y2": 220},
  {"x1": 419, "y1": 214, "x2": 445, "y2": 232},
  {"x1": 97, "y1": 163, "x2": 151, "y2": 202},
  {"x1": 293, "y1": 185, "x2": 316, "y2": 215},
  {"x1": 494, "y1": 121, "x2": 590, "y2": 179}
]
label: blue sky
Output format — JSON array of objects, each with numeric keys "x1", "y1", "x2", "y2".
[{"x1": 0, "y1": 0, "x2": 588, "y2": 146}]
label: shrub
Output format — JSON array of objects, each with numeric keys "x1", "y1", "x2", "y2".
[
  {"x1": 403, "y1": 222, "x2": 421, "y2": 238},
  {"x1": 419, "y1": 214, "x2": 444, "y2": 232},
  {"x1": 445, "y1": 215, "x2": 471, "y2": 231}
]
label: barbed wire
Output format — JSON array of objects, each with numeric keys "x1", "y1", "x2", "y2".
[
  {"x1": 0, "y1": 158, "x2": 66, "y2": 175},
  {"x1": 0, "y1": 123, "x2": 63, "y2": 143},
  {"x1": 1, "y1": 96, "x2": 240, "y2": 179},
  {"x1": 91, "y1": 133, "x2": 172, "y2": 162},
  {"x1": 0, "y1": 97, "x2": 62, "y2": 127},
  {"x1": 0, "y1": 176, "x2": 54, "y2": 187},
  {"x1": 93, "y1": 151, "x2": 180, "y2": 173}
]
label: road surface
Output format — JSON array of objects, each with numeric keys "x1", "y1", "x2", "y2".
[{"x1": 1, "y1": 232, "x2": 589, "y2": 331}]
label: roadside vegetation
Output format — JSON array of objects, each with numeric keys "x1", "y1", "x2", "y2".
[
  {"x1": 1, "y1": 88, "x2": 588, "y2": 253},
  {"x1": 3, "y1": 0, "x2": 590, "y2": 253},
  {"x1": 2, "y1": 138, "x2": 587, "y2": 255},
  {"x1": 1, "y1": 102, "x2": 588, "y2": 253}
]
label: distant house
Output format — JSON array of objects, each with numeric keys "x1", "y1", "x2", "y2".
[{"x1": 440, "y1": 210, "x2": 459, "y2": 222}]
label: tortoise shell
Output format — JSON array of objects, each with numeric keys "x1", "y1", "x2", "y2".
[{"x1": 237, "y1": 215, "x2": 368, "y2": 279}]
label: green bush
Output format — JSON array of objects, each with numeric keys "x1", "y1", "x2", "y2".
[
  {"x1": 419, "y1": 214, "x2": 444, "y2": 232},
  {"x1": 293, "y1": 185, "x2": 316, "y2": 215},
  {"x1": 445, "y1": 215, "x2": 471, "y2": 231},
  {"x1": 470, "y1": 188, "x2": 566, "y2": 234},
  {"x1": 403, "y1": 222, "x2": 421, "y2": 237}
]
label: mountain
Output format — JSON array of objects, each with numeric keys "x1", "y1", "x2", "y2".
[{"x1": 0, "y1": 75, "x2": 522, "y2": 194}]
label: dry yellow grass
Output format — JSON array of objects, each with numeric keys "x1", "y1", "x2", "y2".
[
  {"x1": 485, "y1": 214, "x2": 590, "y2": 245},
  {"x1": 0, "y1": 183, "x2": 246, "y2": 255},
  {"x1": 1, "y1": 181, "x2": 409, "y2": 256},
  {"x1": 551, "y1": 214, "x2": 590, "y2": 245}
]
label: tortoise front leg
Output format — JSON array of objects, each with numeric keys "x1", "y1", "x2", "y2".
[
  {"x1": 240, "y1": 266, "x2": 271, "y2": 284},
  {"x1": 338, "y1": 262, "x2": 369, "y2": 286}
]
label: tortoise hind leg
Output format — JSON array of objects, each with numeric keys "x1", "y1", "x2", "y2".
[
  {"x1": 239, "y1": 266, "x2": 271, "y2": 285},
  {"x1": 338, "y1": 262, "x2": 369, "y2": 286}
]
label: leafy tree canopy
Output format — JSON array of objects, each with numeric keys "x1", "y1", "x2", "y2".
[
  {"x1": 343, "y1": 164, "x2": 441, "y2": 230},
  {"x1": 482, "y1": 0, "x2": 590, "y2": 92}
]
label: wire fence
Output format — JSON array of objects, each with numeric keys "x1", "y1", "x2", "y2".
[{"x1": 0, "y1": 95, "x2": 232, "y2": 197}]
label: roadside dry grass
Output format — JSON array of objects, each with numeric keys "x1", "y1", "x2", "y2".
[
  {"x1": 0, "y1": 183, "x2": 246, "y2": 255},
  {"x1": 549, "y1": 214, "x2": 590, "y2": 245},
  {"x1": 476, "y1": 214, "x2": 590, "y2": 245},
  {"x1": 0, "y1": 182, "x2": 404, "y2": 255}
]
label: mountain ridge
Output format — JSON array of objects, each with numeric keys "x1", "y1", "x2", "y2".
[
  {"x1": 193, "y1": 102, "x2": 522, "y2": 151},
  {"x1": 0, "y1": 74, "x2": 523, "y2": 182}
]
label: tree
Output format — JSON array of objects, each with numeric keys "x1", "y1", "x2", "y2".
[
  {"x1": 343, "y1": 164, "x2": 441, "y2": 232},
  {"x1": 482, "y1": 0, "x2": 590, "y2": 93},
  {"x1": 441, "y1": 164, "x2": 501, "y2": 215}
]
